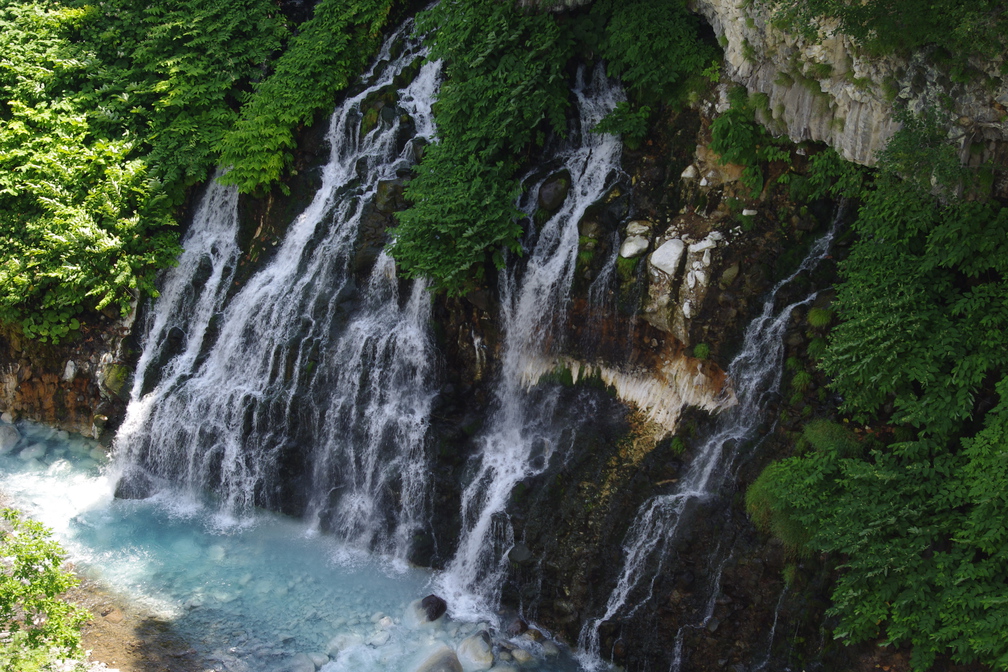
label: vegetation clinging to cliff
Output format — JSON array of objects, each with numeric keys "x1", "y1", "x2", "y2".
[
  {"x1": 764, "y1": 0, "x2": 1007, "y2": 80},
  {"x1": 390, "y1": 0, "x2": 574, "y2": 295},
  {"x1": 0, "y1": 0, "x2": 404, "y2": 342},
  {"x1": 392, "y1": 0, "x2": 717, "y2": 293},
  {"x1": 750, "y1": 113, "x2": 1008, "y2": 670},
  {"x1": 219, "y1": 0, "x2": 397, "y2": 194}
]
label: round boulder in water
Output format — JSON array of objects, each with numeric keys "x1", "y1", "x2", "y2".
[
  {"x1": 114, "y1": 469, "x2": 155, "y2": 500},
  {"x1": 456, "y1": 632, "x2": 493, "y2": 672},
  {"x1": 408, "y1": 643, "x2": 463, "y2": 672},
  {"x1": 505, "y1": 617, "x2": 527, "y2": 637},
  {"x1": 421, "y1": 594, "x2": 447, "y2": 621},
  {"x1": 0, "y1": 423, "x2": 20, "y2": 454},
  {"x1": 286, "y1": 652, "x2": 316, "y2": 672},
  {"x1": 19, "y1": 443, "x2": 47, "y2": 461}
]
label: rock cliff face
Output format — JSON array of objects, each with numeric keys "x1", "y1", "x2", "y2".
[
  {"x1": 689, "y1": 0, "x2": 1008, "y2": 166},
  {"x1": 0, "y1": 314, "x2": 135, "y2": 442}
]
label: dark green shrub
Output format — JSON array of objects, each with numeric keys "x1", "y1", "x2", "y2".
[
  {"x1": 745, "y1": 463, "x2": 812, "y2": 556},
  {"x1": 806, "y1": 307, "x2": 833, "y2": 328},
  {"x1": 390, "y1": 0, "x2": 573, "y2": 294},
  {"x1": 692, "y1": 343, "x2": 711, "y2": 360},
  {"x1": 806, "y1": 336, "x2": 828, "y2": 359},
  {"x1": 592, "y1": 102, "x2": 652, "y2": 150},
  {"x1": 592, "y1": 0, "x2": 717, "y2": 102},
  {"x1": 801, "y1": 419, "x2": 861, "y2": 457},
  {"x1": 791, "y1": 370, "x2": 813, "y2": 393}
]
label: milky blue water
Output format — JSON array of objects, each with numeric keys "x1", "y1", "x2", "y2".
[{"x1": 0, "y1": 422, "x2": 576, "y2": 672}]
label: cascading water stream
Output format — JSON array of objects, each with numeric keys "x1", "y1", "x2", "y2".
[
  {"x1": 114, "y1": 25, "x2": 442, "y2": 559},
  {"x1": 577, "y1": 211, "x2": 843, "y2": 668},
  {"x1": 436, "y1": 65, "x2": 624, "y2": 621}
]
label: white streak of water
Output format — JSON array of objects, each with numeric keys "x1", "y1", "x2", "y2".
[
  {"x1": 435, "y1": 65, "x2": 624, "y2": 621},
  {"x1": 577, "y1": 212, "x2": 842, "y2": 669}
]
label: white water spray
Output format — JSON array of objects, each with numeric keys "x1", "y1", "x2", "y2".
[{"x1": 114, "y1": 26, "x2": 443, "y2": 559}]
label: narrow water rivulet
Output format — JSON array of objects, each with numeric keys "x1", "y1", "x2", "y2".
[{"x1": 577, "y1": 212, "x2": 842, "y2": 669}]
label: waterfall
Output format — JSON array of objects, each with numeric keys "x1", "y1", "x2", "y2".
[
  {"x1": 435, "y1": 65, "x2": 624, "y2": 620},
  {"x1": 113, "y1": 25, "x2": 443, "y2": 559},
  {"x1": 577, "y1": 213, "x2": 842, "y2": 667}
]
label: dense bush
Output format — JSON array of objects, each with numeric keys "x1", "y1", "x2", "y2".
[
  {"x1": 219, "y1": 0, "x2": 396, "y2": 194},
  {"x1": 392, "y1": 0, "x2": 718, "y2": 293},
  {"x1": 750, "y1": 112, "x2": 1008, "y2": 670},
  {"x1": 709, "y1": 86, "x2": 790, "y2": 196},
  {"x1": 390, "y1": 0, "x2": 574, "y2": 294},
  {"x1": 591, "y1": 0, "x2": 717, "y2": 100},
  {"x1": 0, "y1": 509, "x2": 88, "y2": 671},
  {"x1": 0, "y1": 0, "x2": 289, "y2": 341}
]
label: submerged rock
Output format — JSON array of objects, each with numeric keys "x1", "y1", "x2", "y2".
[
  {"x1": 409, "y1": 643, "x2": 463, "y2": 672},
  {"x1": 456, "y1": 632, "x2": 493, "y2": 672},
  {"x1": 0, "y1": 423, "x2": 20, "y2": 454},
  {"x1": 326, "y1": 633, "x2": 363, "y2": 658},
  {"x1": 287, "y1": 652, "x2": 316, "y2": 672}
]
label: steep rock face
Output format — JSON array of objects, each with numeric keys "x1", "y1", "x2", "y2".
[
  {"x1": 689, "y1": 0, "x2": 1008, "y2": 166},
  {"x1": 0, "y1": 316, "x2": 135, "y2": 442}
]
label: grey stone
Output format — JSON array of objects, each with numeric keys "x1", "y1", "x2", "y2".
[
  {"x1": 0, "y1": 423, "x2": 20, "y2": 454},
  {"x1": 456, "y1": 632, "x2": 494, "y2": 672},
  {"x1": 619, "y1": 236, "x2": 650, "y2": 259},
  {"x1": 538, "y1": 171, "x2": 571, "y2": 212},
  {"x1": 326, "y1": 633, "x2": 363, "y2": 658},
  {"x1": 420, "y1": 594, "x2": 447, "y2": 621},
  {"x1": 19, "y1": 443, "x2": 46, "y2": 461},
  {"x1": 625, "y1": 220, "x2": 652, "y2": 236},
  {"x1": 650, "y1": 239, "x2": 686, "y2": 277},
  {"x1": 287, "y1": 653, "x2": 316, "y2": 672},
  {"x1": 408, "y1": 644, "x2": 463, "y2": 672}
]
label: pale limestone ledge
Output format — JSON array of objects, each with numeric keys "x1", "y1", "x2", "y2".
[{"x1": 517, "y1": 353, "x2": 736, "y2": 435}]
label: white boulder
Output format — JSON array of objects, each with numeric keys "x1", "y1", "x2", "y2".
[
  {"x1": 456, "y1": 632, "x2": 494, "y2": 672},
  {"x1": 650, "y1": 239, "x2": 686, "y2": 277},
  {"x1": 619, "y1": 236, "x2": 650, "y2": 259}
]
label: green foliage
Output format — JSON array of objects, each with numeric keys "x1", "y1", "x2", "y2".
[
  {"x1": 805, "y1": 307, "x2": 832, "y2": 328},
  {"x1": 591, "y1": 0, "x2": 717, "y2": 103},
  {"x1": 791, "y1": 370, "x2": 813, "y2": 393},
  {"x1": 0, "y1": 509, "x2": 88, "y2": 671},
  {"x1": 800, "y1": 419, "x2": 861, "y2": 457},
  {"x1": 806, "y1": 146, "x2": 866, "y2": 200},
  {"x1": 692, "y1": 343, "x2": 711, "y2": 360},
  {"x1": 391, "y1": 0, "x2": 574, "y2": 294},
  {"x1": 762, "y1": 0, "x2": 1008, "y2": 79},
  {"x1": 806, "y1": 336, "x2": 827, "y2": 360},
  {"x1": 765, "y1": 112, "x2": 1008, "y2": 669},
  {"x1": 219, "y1": 0, "x2": 395, "y2": 193},
  {"x1": 0, "y1": 0, "x2": 289, "y2": 339},
  {"x1": 593, "y1": 101, "x2": 651, "y2": 150},
  {"x1": 709, "y1": 87, "x2": 790, "y2": 197},
  {"x1": 746, "y1": 460, "x2": 813, "y2": 556}
]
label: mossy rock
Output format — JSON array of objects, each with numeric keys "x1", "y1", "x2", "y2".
[{"x1": 101, "y1": 364, "x2": 132, "y2": 400}]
